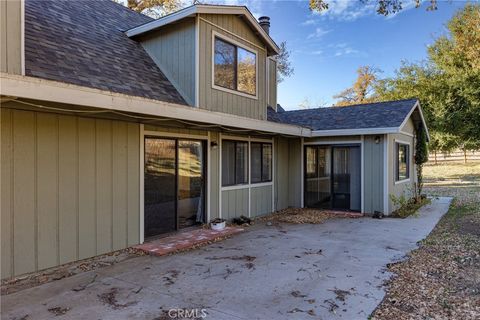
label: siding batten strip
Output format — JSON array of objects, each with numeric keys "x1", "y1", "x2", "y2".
[{"x1": 34, "y1": 112, "x2": 38, "y2": 271}]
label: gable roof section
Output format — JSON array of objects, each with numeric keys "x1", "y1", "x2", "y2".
[
  {"x1": 268, "y1": 99, "x2": 430, "y2": 139},
  {"x1": 24, "y1": 0, "x2": 186, "y2": 105},
  {"x1": 125, "y1": 4, "x2": 280, "y2": 54}
]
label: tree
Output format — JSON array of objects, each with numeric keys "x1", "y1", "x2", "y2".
[
  {"x1": 414, "y1": 125, "x2": 428, "y2": 198},
  {"x1": 127, "y1": 0, "x2": 184, "y2": 17},
  {"x1": 333, "y1": 66, "x2": 380, "y2": 106},
  {"x1": 309, "y1": 0, "x2": 438, "y2": 16},
  {"x1": 276, "y1": 41, "x2": 294, "y2": 83},
  {"x1": 375, "y1": 4, "x2": 480, "y2": 161}
]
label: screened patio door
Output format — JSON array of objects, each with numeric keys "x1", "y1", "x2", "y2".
[{"x1": 304, "y1": 145, "x2": 361, "y2": 211}]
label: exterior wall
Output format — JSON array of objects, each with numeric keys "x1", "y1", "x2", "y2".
[
  {"x1": 140, "y1": 18, "x2": 196, "y2": 106},
  {"x1": 198, "y1": 13, "x2": 268, "y2": 120},
  {"x1": 267, "y1": 58, "x2": 277, "y2": 109},
  {"x1": 0, "y1": 0, "x2": 22, "y2": 74},
  {"x1": 288, "y1": 138, "x2": 303, "y2": 208},
  {"x1": 274, "y1": 137, "x2": 290, "y2": 210},
  {"x1": 1, "y1": 107, "x2": 140, "y2": 279},
  {"x1": 387, "y1": 118, "x2": 417, "y2": 213},
  {"x1": 363, "y1": 135, "x2": 385, "y2": 214},
  {"x1": 250, "y1": 185, "x2": 273, "y2": 217},
  {"x1": 221, "y1": 189, "x2": 249, "y2": 220}
]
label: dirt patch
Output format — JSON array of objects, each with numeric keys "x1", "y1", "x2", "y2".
[
  {"x1": 287, "y1": 308, "x2": 316, "y2": 316},
  {"x1": 1, "y1": 247, "x2": 145, "y2": 296},
  {"x1": 205, "y1": 255, "x2": 256, "y2": 262},
  {"x1": 162, "y1": 270, "x2": 180, "y2": 286},
  {"x1": 329, "y1": 288, "x2": 352, "y2": 302},
  {"x1": 98, "y1": 287, "x2": 138, "y2": 310},
  {"x1": 257, "y1": 208, "x2": 360, "y2": 224},
  {"x1": 47, "y1": 306, "x2": 70, "y2": 316},
  {"x1": 291, "y1": 290, "x2": 307, "y2": 298}
]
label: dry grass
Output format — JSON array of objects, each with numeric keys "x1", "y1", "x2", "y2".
[
  {"x1": 423, "y1": 161, "x2": 480, "y2": 184},
  {"x1": 372, "y1": 162, "x2": 480, "y2": 319}
]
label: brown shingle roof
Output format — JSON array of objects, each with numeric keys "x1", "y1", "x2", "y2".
[{"x1": 25, "y1": 0, "x2": 186, "y2": 105}]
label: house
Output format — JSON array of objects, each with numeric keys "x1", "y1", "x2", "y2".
[{"x1": 0, "y1": 0, "x2": 429, "y2": 279}]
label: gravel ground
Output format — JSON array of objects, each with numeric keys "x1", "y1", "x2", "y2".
[{"x1": 371, "y1": 162, "x2": 480, "y2": 319}]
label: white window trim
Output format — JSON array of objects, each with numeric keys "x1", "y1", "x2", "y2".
[
  {"x1": 394, "y1": 139, "x2": 411, "y2": 185},
  {"x1": 211, "y1": 30, "x2": 259, "y2": 100}
]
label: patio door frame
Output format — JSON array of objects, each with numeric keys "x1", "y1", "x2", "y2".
[
  {"x1": 303, "y1": 139, "x2": 364, "y2": 213},
  {"x1": 140, "y1": 124, "x2": 210, "y2": 243}
]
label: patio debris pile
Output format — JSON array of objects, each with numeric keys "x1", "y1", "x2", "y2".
[
  {"x1": 1, "y1": 247, "x2": 145, "y2": 296},
  {"x1": 257, "y1": 208, "x2": 355, "y2": 224},
  {"x1": 371, "y1": 199, "x2": 480, "y2": 320},
  {"x1": 232, "y1": 215, "x2": 252, "y2": 226}
]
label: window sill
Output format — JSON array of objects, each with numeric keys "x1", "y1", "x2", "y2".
[
  {"x1": 250, "y1": 181, "x2": 273, "y2": 188},
  {"x1": 212, "y1": 84, "x2": 258, "y2": 100},
  {"x1": 221, "y1": 184, "x2": 250, "y2": 191},
  {"x1": 394, "y1": 178, "x2": 411, "y2": 185}
]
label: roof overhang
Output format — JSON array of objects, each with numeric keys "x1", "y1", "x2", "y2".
[
  {"x1": 125, "y1": 5, "x2": 280, "y2": 54},
  {"x1": 0, "y1": 73, "x2": 309, "y2": 137},
  {"x1": 399, "y1": 100, "x2": 431, "y2": 142},
  {"x1": 311, "y1": 127, "x2": 400, "y2": 137}
]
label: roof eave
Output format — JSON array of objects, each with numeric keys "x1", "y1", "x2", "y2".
[
  {"x1": 398, "y1": 99, "x2": 431, "y2": 142},
  {"x1": 311, "y1": 127, "x2": 399, "y2": 137},
  {"x1": 125, "y1": 5, "x2": 280, "y2": 54},
  {"x1": 0, "y1": 73, "x2": 307, "y2": 137}
]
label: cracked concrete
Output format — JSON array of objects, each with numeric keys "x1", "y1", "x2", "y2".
[{"x1": 1, "y1": 197, "x2": 451, "y2": 320}]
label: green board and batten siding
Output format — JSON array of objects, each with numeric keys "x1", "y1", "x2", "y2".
[
  {"x1": 198, "y1": 14, "x2": 268, "y2": 120},
  {"x1": 1, "y1": 107, "x2": 140, "y2": 279},
  {"x1": 140, "y1": 19, "x2": 196, "y2": 106},
  {"x1": 221, "y1": 189, "x2": 249, "y2": 220},
  {"x1": 274, "y1": 137, "x2": 290, "y2": 211},
  {"x1": 0, "y1": 0, "x2": 22, "y2": 74},
  {"x1": 267, "y1": 58, "x2": 277, "y2": 109},
  {"x1": 250, "y1": 185, "x2": 273, "y2": 217},
  {"x1": 363, "y1": 135, "x2": 385, "y2": 214},
  {"x1": 387, "y1": 118, "x2": 417, "y2": 213}
]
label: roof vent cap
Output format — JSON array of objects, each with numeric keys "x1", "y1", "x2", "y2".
[{"x1": 258, "y1": 16, "x2": 270, "y2": 34}]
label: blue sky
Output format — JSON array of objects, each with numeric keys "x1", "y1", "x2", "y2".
[{"x1": 213, "y1": 0, "x2": 469, "y2": 110}]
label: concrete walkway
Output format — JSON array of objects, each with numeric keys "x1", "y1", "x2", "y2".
[{"x1": 1, "y1": 197, "x2": 451, "y2": 320}]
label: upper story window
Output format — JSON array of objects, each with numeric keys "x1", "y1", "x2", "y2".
[
  {"x1": 395, "y1": 142, "x2": 410, "y2": 182},
  {"x1": 214, "y1": 35, "x2": 257, "y2": 97}
]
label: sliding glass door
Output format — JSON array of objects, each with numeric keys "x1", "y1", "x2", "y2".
[
  {"x1": 332, "y1": 147, "x2": 361, "y2": 211},
  {"x1": 144, "y1": 138, "x2": 206, "y2": 239},
  {"x1": 144, "y1": 138, "x2": 177, "y2": 237},
  {"x1": 305, "y1": 146, "x2": 331, "y2": 208},
  {"x1": 304, "y1": 145, "x2": 361, "y2": 211},
  {"x1": 178, "y1": 141, "x2": 205, "y2": 229}
]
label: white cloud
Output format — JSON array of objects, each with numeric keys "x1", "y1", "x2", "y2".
[
  {"x1": 307, "y1": 27, "x2": 331, "y2": 39},
  {"x1": 301, "y1": 19, "x2": 317, "y2": 26},
  {"x1": 334, "y1": 46, "x2": 362, "y2": 57},
  {"x1": 314, "y1": 0, "x2": 376, "y2": 21}
]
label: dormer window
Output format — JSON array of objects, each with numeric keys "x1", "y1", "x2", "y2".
[{"x1": 213, "y1": 32, "x2": 257, "y2": 98}]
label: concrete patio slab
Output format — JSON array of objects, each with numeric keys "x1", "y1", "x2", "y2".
[{"x1": 1, "y1": 197, "x2": 451, "y2": 320}]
